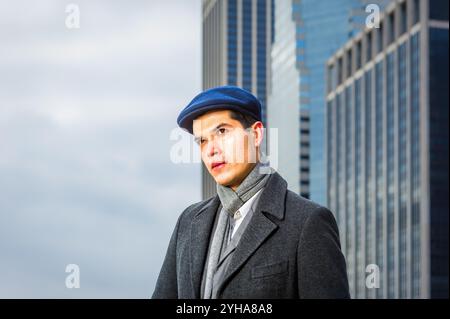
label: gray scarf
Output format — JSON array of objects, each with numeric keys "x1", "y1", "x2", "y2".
[{"x1": 216, "y1": 162, "x2": 272, "y2": 216}]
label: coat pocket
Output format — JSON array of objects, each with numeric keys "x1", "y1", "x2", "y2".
[{"x1": 251, "y1": 261, "x2": 289, "y2": 279}]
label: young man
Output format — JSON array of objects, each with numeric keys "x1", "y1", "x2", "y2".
[{"x1": 152, "y1": 86, "x2": 350, "y2": 299}]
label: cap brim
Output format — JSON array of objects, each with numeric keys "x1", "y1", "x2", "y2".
[{"x1": 178, "y1": 104, "x2": 259, "y2": 134}]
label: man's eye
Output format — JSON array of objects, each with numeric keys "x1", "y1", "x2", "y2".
[{"x1": 217, "y1": 128, "x2": 227, "y2": 135}]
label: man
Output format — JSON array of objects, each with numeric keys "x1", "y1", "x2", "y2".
[{"x1": 152, "y1": 86, "x2": 350, "y2": 299}]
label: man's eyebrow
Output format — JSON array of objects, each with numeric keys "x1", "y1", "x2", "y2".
[
  {"x1": 210, "y1": 123, "x2": 232, "y2": 133},
  {"x1": 194, "y1": 123, "x2": 233, "y2": 143}
]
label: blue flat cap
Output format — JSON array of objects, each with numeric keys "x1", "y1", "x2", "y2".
[{"x1": 177, "y1": 86, "x2": 262, "y2": 134}]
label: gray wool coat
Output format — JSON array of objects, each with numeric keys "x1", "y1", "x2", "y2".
[{"x1": 152, "y1": 172, "x2": 350, "y2": 299}]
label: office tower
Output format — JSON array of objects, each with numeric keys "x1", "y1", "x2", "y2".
[
  {"x1": 202, "y1": 0, "x2": 274, "y2": 199},
  {"x1": 326, "y1": 0, "x2": 448, "y2": 298},
  {"x1": 267, "y1": 0, "x2": 383, "y2": 201}
]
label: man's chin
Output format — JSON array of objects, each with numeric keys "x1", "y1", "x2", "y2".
[
  {"x1": 212, "y1": 173, "x2": 233, "y2": 187},
  {"x1": 213, "y1": 178, "x2": 230, "y2": 187}
]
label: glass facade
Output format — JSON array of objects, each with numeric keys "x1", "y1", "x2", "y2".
[
  {"x1": 429, "y1": 0, "x2": 449, "y2": 21},
  {"x1": 257, "y1": 0, "x2": 267, "y2": 122},
  {"x1": 242, "y1": 0, "x2": 252, "y2": 92},
  {"x1": 326, "y1": 0, "x2": 448, "y2": 298},
  {"x1": 268, "y1": 0, "x2": 303, "y2": 195},
  {"x1": 308, "y1": 0, "x2": 370, "y2": 206},
  {"x1": 428, "y1": 27, "x2": 449, "y2": 299},
  {"x1": 229, "y1": 0, "x2": 273, "y2": 125},
  {"x1": 268, "y1": 0, "x2": 365, "y2": 204},
  {"x1": 227, "y1": 0, "x2": 237, "y2": 86}
]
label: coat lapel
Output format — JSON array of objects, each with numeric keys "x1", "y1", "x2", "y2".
[
  {"x1": 189, "y1": 195, "x2": 220, "y2": 298},
  {"x1": 216, "y1": 172, "x2": 288, "y2": 296}
]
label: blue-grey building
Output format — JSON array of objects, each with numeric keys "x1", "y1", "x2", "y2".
[
  {"x1": 267, "y1": 0, "x2": 384, "y2": 202},
  {"x1": 326, "y1": 0, "x2": 448, "y2": 298},
  {"x1": 202, "y1": 0, "x2": 274, "y2": 199}
]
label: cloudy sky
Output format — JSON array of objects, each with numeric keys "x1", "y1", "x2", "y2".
[{"x1": 0, "y1": 0, "x2": 201, "y2": 298}]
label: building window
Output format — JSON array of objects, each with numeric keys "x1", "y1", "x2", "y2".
[
  {"x1": 400, "y1": 1, "x2": 407, "y2": 35},
  {"x1": 346, "y1": 49, "x2": 353, "y2": 78},
  {"x1": 388, "y1": 12, "x2": 395, "y2": 45},
  {"x1": 377, "y1": 22, "x2": 384, "y2": 53},
  {"x1": 356, "y1": 41, "x2": 362, "y2": 70},
  {"x1": 413, "y1": 0, "x2": 420, "y2": 24},
  {"x1": 366, "y1": 31, "x2": 373, "y2": 62},
  {"x1": 328, "y1": 64, "x2": 334, "y2": 93},
  {"x1": 300, "y1": 116, "x2": 310, "y2": 123},
  {"x1": 300, "y1": 129, "x2": 309, "y2": 135},
  {"x1": 429, "y1": 0, "x2": 449, "y2": 21}
]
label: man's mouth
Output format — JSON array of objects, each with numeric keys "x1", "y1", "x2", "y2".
[{"x1": 211, "y1": 161, "x2": 226, "y2": 170}]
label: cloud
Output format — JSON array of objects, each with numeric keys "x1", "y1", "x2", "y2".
[{"x1": 0, "y1": 0, "x2": 202, "y2": 298}]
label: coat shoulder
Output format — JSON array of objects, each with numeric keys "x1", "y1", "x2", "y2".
[
  {"x1": 285, "y1": 189, "x2": 323, "y2": 214},
  {"x1": 284, "y1": 189, "x2": 336, "y2": 223},
  {"x1": 284, "y1": 190, "x2": 339, "y2": 235},
  {"x1": 179, "y1": 195, "x2": 216, "y2": 221}
]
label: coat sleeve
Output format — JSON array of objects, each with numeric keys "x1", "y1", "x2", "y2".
[
  {"x1": 152, "y1": 214, "x2": 182, "y2": 299},
  {"x1": 297, "y1": 207, "x2": 350, "y2": 299}
]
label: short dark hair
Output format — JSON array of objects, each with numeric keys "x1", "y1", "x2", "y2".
[{"x1": 228, "y1": 110, "x2": 259, "y2": 129}]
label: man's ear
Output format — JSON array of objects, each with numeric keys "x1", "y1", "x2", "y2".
[{"x1": 252, "y1": 121, "x2": 264, "y2": 148}]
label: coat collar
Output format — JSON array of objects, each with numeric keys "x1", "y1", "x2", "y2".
[
  {"x1": 190, "y1": 171, "x2": 288, "y2": 298},
  {"x1": 193, "y1": 171, "x2": 287, "y2": 220}
]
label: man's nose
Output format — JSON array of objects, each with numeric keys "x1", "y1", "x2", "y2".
[{"x1": 206, "y1": 139, "x2": 220, "y2": 157}]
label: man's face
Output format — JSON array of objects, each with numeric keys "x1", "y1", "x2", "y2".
[{"x1": 192, "y1": 110, "x2": 263, "y2": 190}]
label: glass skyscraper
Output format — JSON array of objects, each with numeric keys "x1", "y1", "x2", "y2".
[
  {"x1": 202, "y1": 0, "x2": 274, "y2": 199},
  {"x1": 267, "y1": 0, "x2": 380, "y2": 202},
  {"x1": 326, "y1": 0, "x2": 448, "y2": 298}
]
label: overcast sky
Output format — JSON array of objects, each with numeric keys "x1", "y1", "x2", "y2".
[{"x1": 0, "y1": 0, "x2": 201, "y2": 298}]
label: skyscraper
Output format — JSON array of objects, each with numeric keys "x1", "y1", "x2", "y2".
[
  {"x1": 202, "y1": 0, "x2": 274, "y2": 199},
  {"x1": 267, "y1": 0, "x2": 380, "y2": 202},
  {"x1": 326, "y1": 0, "x2": 448, "y2": 298}
]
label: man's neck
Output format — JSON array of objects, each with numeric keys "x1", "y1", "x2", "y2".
[{"x1": 230, "y1": 162, "x2": 259, "y2": 191}]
